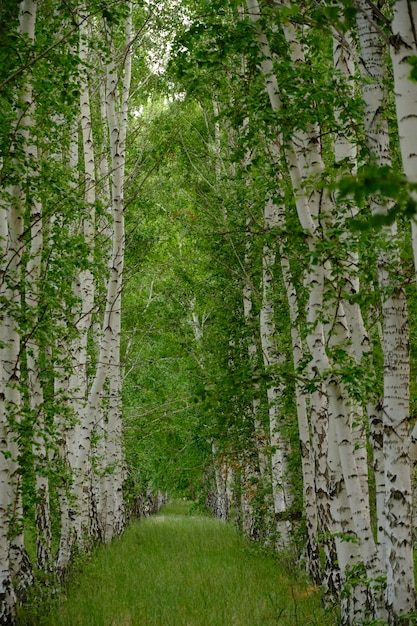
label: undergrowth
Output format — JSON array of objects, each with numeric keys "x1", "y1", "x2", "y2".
[{"x1": 17, "y1": 500, "x2": 338, "y2": 625}]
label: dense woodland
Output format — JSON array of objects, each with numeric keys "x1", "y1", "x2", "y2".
[{"x1": 2, "y1": 0, "x2": 417, "y2": 624}]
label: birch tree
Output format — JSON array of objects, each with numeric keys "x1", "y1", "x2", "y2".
[
  {"x1": 259, "y1": 197, "x2": 293, "y2": 547},
  {"x1": 1, "y1": 0, "x2": 140, "y2": 609},
  {"x1": 390, "y1": 0, "x2": 417, "y2": 278},
  {"x1": 89, "y1": 0, "x2": 133, "y2": 542},
  {"x1": 356, "y1": 0, "x2": 416, "y2": 619},
  {"x1": 0, "y1": 0, "x2": 39, "y2": 620},
  {"x1": 244, "y1": 0, "x2": 385, "y2": 620},
  {"x1": 117, "y1": 1, "x2": 417, "y2": 621},
  {"x1": 5, "y1": 1, "x2": 417, "y2": 623}
]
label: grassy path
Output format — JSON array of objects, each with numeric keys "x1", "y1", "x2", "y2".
[{"x1": 20, "y1": 501, "x2": 338, "y2": 626}]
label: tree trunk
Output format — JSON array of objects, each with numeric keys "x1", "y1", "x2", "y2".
[
  {"x1": 358, "y1": 1, "x2": 416, "y2": 619},
  {"x1": 279, "y1": 248, "x2": 320, "y2": 583},
  {"x1": 260, "y1": 198, "x2": 292, "y2": 547},
  {"x1": 246, "y1": 1, "x2": 385, "y2": 619},
  {"x1": 0, "y1": 3, "x2": 39, "y2": 613},
  {"x1": 87, "y1": 4, "x2": 132, "y2": 543},
  {"x1": 390, "y1": 0, "x2": 417, "y2": 281}
]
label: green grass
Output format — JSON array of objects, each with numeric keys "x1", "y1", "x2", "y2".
[{"x1": 18, "y1": 500, "x2": 338, "y2": 626}]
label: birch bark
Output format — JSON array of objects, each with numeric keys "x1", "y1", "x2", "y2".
[
  {"x1": 278, "y1": 238, "x2": 320, "y2": 582},
  {"x1": 260, "y1": 198, "x2": 292, "y2": 547},
  {"x1": 241, "y1": 244, "x2": 271, "y2": 536},
  {"x1": 0, "y1": 182, "x2": 29, "y2": 604},
  {"x1": 55, "y1": 120, "x2": 80, "y2": 579},
  {"x1": 246, "y1": 1, "x2": 384, "y2": 619},
  {"x1": 212, "y1": 444, "x2": 231, "y2": 521},
  {"x1": 332, "y1": 22, "x2": 372, "y2": 525},
  {"x1": 25, "y1": 156, "x2": 51, "y2": 572},
  {"x1": 239, "y1": 122, "x2": 271, "y2": 531},
  {"x1": 390, "y1": 0, "x2": 417, "y2": 280},
  {"x1": 0, "y1": 201, "x2": 16, "y2": 626},
  {"x1": 68, "y1": 5, "x2": 98, "y2": 547},
  {"x1": 0, "y1": 1, "x2": 39, "y2": 617},
  {"x1": 55, "y1": 12, "x2": 99, "y2": 572},
  {"x1": 357, "y1": 1, "x2": 416, "y2": 619},
  {"x1": 9, "y1": 0, "x2": 41, "y2": 592},
  {"x1": 242, "y1": 241, "x2": 269, "y2": 480},
  {"x1": 86, "y1": 4, "x2": 132, "y2": 542}
]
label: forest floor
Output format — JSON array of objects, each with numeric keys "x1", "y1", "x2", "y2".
[{"x1": 18, "y1": 500, "x2": 339, "y2": 626}]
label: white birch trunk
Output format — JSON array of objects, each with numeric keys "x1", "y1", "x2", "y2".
[
  {"x1": 242, "y1": 256, "x2": 269, "y2": 480},
  {"x1": 0, "y1": 214, "x2": 15, "y2": 626},
  {"x1": 0, "y1": 158, "x2": 12, "y2": 618},
  {"x1": 88, "y1": 4, "x2": 132, "y2": 542},
  {"x1": 332, "y1": 22, "x2": 372, "y2": 527},
  {"x1": 239, "y1": 455, "x2": 261, "y2": 540},
  {"x1": 260, "y1": 198, "x2": 292, "y2": 547},
  {"x1": 279, "y1": 249, "x2": 320, "y2": 582},
  {"x1": 95, "y1": 84, "x2": 112, "y2": 543},
  {"x1": 390, "y1": 0, "x2": 417, "y2": 281},
  {"x1": 358, "y1": 2, "x2": 416, "y2": 619},
  {"x1": 1, "y1": 1, "x2": 39, "y2": 604},
  {"x1": 382, "y1": 290, "x2": 413, "y2": 620},
  {"x1": 212, "y1": 444, "x2": 230, "y2": 521},
  {"x1": 241, "y1": 262, "x2": 269, "y2": 535},
  {"x1": 356, "y1": 0, "x2": 391, "y2": 573},
  {"x1": 55, "y1": 120, "x2": 79, "y2": 579},
  {"x1": 326, "y1": 411, "x2": 367, "y2": 624},
  {"x1": 102, "y1": 317, "x2": 125, "y2": 541},
  {"x1": 26, "y1": 171, "x2": 52, "y2": 571},
  {"x1": 310, "y1": 385, "x2": 341, "y2": 599},
  {"x1": 6, "y1": 25, "x2": 31, "y2": 590},
  {"x1": 246, "y1": 0, "x2": 343, "y2": 591},
  {"x1": 307, "y1": 261, "x2": 378, "y2": 623},
  {"x1": 55, "y1": 13, "x2": 99, "y2": 571},
  {"x1": 247, "y1": 2, "x2": 384, "y2": 619},
  {"x1": 68, "y1": 6, "x2": 98, "y2": 547},
  {"x1": 103, "y1": 3, "x2": 132, "y2": 541},
  {"x1": 321, "y1": 283, "x2": 383, "y2": 619}
]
